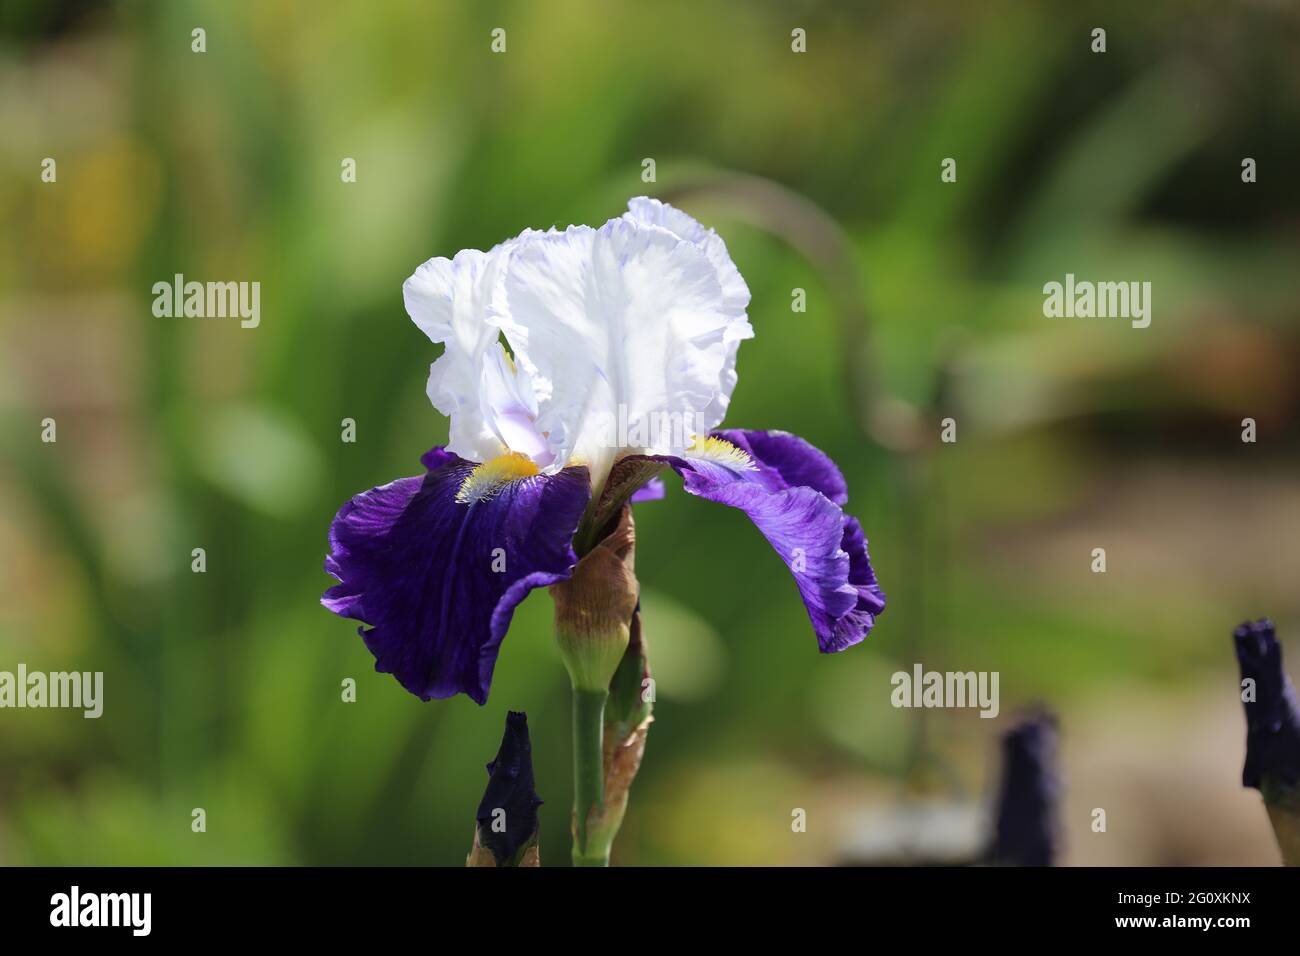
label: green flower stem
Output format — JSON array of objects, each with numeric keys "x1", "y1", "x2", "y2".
[
  {"x1": 551, "y1": 505, "x2": 644, "y2": 867},
  {"x1": 571, "y1": 687, "x2": 610, "y2": 866}
]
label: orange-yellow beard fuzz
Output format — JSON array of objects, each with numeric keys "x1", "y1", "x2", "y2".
[
  {"x1": 456, "y1": 452, "x2": 541, "y2": 503},
  {"x1": 686, "y1": 435, "x2": 755, "y2": 472}
]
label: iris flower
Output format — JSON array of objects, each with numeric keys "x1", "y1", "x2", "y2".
[{"x1": 321, "y1": 198, "x2": 885, "y2": 706}]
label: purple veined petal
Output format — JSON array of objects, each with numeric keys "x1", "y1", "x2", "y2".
[
  {"x1": 322, "y1": 448, "x2": 591, "y2": 703},
  {"x1": 710, "y1": 428, "x2": 849, "y2": 506},
  {"x1": 420, "y1": 446, "x2": 459, "y2": 472},
  {"x1": 657, "y1": 429, "x2": 885, "y2": 653},
  {"x1": 676, "y1": 472, "x2": 858, "y2": 648},
  {"x1": 829, "y1": 514, "x2": 887, "y2": 652}
]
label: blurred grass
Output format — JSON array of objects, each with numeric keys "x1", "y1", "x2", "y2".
[{"x1": 1, "y1": 0, "x2": 1298, "y2": 865}]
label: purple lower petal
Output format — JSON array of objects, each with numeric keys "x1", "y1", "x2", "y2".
[
  {"x1": 420, "y1": 446, "x2": 459, "y2": 472},
  {"x1": 827, "y1": 515, "x2": 887, "y2": 652},
  {"x1": 662, "y1": 429, "x2": 884, "y2": 652},
  {"x1": 323, "y1": 448, "x2": 590, "y2": 703},
  {"x1": 712, "y1": 429, "x2": 849, "y2": 506}
]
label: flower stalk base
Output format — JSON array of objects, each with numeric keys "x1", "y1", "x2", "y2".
[{"x1": 551, "y1": 506, "x2": 652, "y2": 866}]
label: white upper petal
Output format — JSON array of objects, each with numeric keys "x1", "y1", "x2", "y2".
[
  {"x1": 402, "y1": 232, "x2": 553, "y2": 464},
  {"x1": 401, "y1": 201, "x2": 752, "y2": 488},
  {"x1": 623, "y1": 197, "x2": 753, "y2": 425},
  {"x1": 403, "y1": 245, "x2": 510, "y2": 463},
  {"x1": 624, "y1": 197, "x2": 751, "y2": 315},
  {"x1": 497, "y1": 205, "x2": 750, "y2": 486}
]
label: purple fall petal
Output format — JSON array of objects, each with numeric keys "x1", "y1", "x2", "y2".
[
  {"x1": 322, "y1": 448, "x2": 590, "y2": 703},
  {"x1": 660, "y1": 428, "x2": 885, "y2": 652},
  {"x1": 712, "y1": 428, "x2": 849, "y2": 505},
  {"x1": 830, "y1": 514, "x2": 887, "y2": 653}
]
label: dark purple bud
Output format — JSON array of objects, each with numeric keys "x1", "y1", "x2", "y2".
[
  {"x1": 1234, "y1": 619, "x2": 1300, "y2": 791},
  {"x1": 475, "y1": 711, "x2": 543, "y2": 865},
  {"x1": 992, "y1": 713, "x2": 1061, "y2": 867}
]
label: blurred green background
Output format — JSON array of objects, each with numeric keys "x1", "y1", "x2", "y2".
[{"x1": 1, "y1": 0, "x2": 1298, "y2": 865}]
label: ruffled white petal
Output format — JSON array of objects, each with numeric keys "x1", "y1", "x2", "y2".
[
  {"x1": 624, "y1": 197, "x2": 751, "y2": 316},
  {"x1": 624, "y1": 197, "x2": 753, "y2": 426},
  {"x1": 402, "y1": 201, "x2": 752, "y2": 488},
  {"x1": 479, "y1": 342, "x2": 554, "y2": 467},
  {"x1": 498, "y1": 212, "x2": 748, "y2": 487},
  {"x1": 402, "y1": 232, "x2": 550, "y2": 464},
  {"x1": 403, "y1": 246, "x2": 512, "y2": 463}
]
